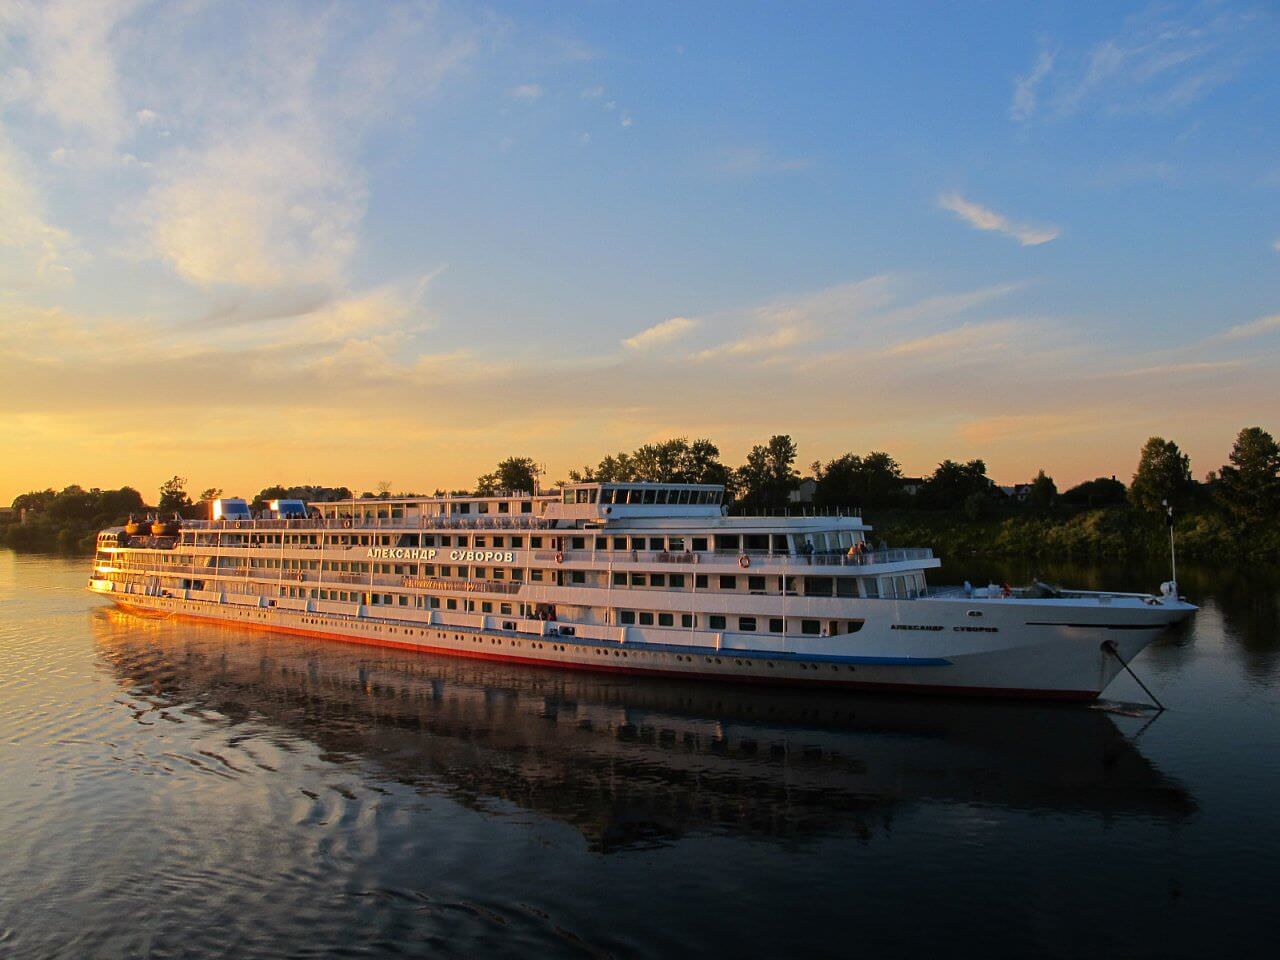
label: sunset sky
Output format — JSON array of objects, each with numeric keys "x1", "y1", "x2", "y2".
[{"x1": 2, "y1": 0, "x2": 1278, "y2": 503}]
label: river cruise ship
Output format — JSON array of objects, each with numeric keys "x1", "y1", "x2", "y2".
[{"x1": 88, "y1": 482, "x2": 1195, "y2": 700}]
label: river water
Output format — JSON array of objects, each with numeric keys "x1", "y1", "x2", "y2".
[{"x1": 1, "y1": 550, "x2": 1277, "y2": 959}]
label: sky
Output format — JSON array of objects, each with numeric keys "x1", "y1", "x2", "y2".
[{"x1": 1, "y1": 0, "x2": 1278, "y2": 503}]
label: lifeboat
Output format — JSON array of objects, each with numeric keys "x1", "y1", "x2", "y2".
[
  {"x1": 151, "y1": 516, "x2": 181, "y2": 537},
  {"x1": 124, "y1": 516, "x2": 147, "y2": 537}
]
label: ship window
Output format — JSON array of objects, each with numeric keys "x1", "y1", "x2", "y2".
[
  {"x1": 719, "y1": 575, "x2": 737, "y2": 590},
  {"x1": 398, "y1": 595, "x2": 409, "y2": 606},
  {"x1": 510, "y1": 536, "x2": 523, "y2": 548},
  {"x1": 429, "y1": 597, "x2": 440, "y2": 609},
  {"x1": 695, "y1": 574, "x2": 708, "y2": 589},
  {"x1": 805, "y1": 577, "x2": 834, "y2": 597},
  {"x1": 510, "y1": 569, "x2": 524, "y2": 581},
  {"x1": 601, "y1": 489, "x2": 614, "y2": 505},
  {"x1": 613, "y1": 537, "x2": 628, "y2": 550},
  {"x1": 656, "y1": 490, "x2": 669, "y2": 504},
  {"x1": 709, "y1": 615, "x2": 726, "y2": 630},
  {"x1": 677, "y1": 490, "x2": 691, "y2": 504},
  {"x1": 658, "y1": 613, "x2": 674, "y2": 626},
  {"x1": 646, "y1": 538, "x2": 662, "y2": 550},
  {"x1": 630, "y1": 574, "x2": 646, "y2": 586},
  {"x1": 748, "y1": 575, "x2": 766, "y2": 592},
  {"x1": 739, "y1": 617, "x2": 757, "y2": 632},
  {"x1": 847, "y1": 619, "x2": 865, "y2": 633},
  {"x1": 530, "y1": 536, "x2": 543, "y2": 548},
  {"x1": 570, "y1": 570, "x2": 586, "y2": 584},
  {"x1": 571, "y1": 536, "x2": 586, "y2": 549},
  {"x1": 501, "y1": 603, "x2": 512, "y2": 615},
  {"x1": 642, "y1": 489, "x2": 656, "y2": 504},
  {"x1": 744, "y1": 534, "x2": 769, "y2": 552},
  {"x1": 715, "y1": 535, "x2": 740, "y2": 552},
  {"x1": 520, "y1": 502, "x2": 532, "y2": 513},
  {"x1": 563, "y1": 490, "x2": 574, "y2": 505},
  {"x1": 650, "y1": 573, "x2": 666, "y2": 587},
  {"x1": 669, "y1": 573, "x2": 685, "y2": 588},
  {"x1": 492, "y1": 536, "x2": 504, "y2": 548},
  {"x1": 478, "y1": 502, "x2": 489, "y2": 513},
  {"x1": 769, "y1": 618, "x2": 784, "y2": 633},
  {"x1": 531, "y1": 569, "x2": 543, "y2": 582},
  {"x1": 639, "y1": 612, "x2": 654, "y2": 625},
  {"x1": 474, "y1": 537, "x2": 486, "y2": 547},
  {"x1": 692, "y1": 537, "x2": 708, "y2": 552},
  {"x1": 458, "y1": 503, "x2": 470, "y2": 514},
  {"x1": 668, "y1": 537, "x2": 685, "y2": 551},
  {"x1": 492, "y1": 568, "x2": 504, "y2": 580},
  {"x1": 801, "y1": 619, "x2": 821, "y2": 635},
  {"x1": 837, "y1": 578, "x2": 858, "y2": 598},
  {"x1": 620, "y1": 610, "x2": 636, "y2": 625},
  {"x1": 863, "y1": 578, "x2": 879, "y2": 598},
  {"x1": 498, "y1": 501, "x2": 510, "y2": 513},
  {"x1": 482, "y1": 602, "x2": 492, "y2": 613},
  {"x1": 613, "y1": 572, "x2": 626, "y2": 586}
]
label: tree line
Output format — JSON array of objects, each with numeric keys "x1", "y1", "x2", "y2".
[{"x1": 4, "y1": 426, "x2": 1277, "y2": 558}]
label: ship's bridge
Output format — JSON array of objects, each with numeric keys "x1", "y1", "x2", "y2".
[{"x1": 543, "y1": 482, "x2": 725, "y2": 523}]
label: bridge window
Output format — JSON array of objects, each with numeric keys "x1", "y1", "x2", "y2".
[
  {"x1": 692, "y1": 538, "x2": 708, "y2": 552},
  {"x1": 739, "y1": 617, "x2": 757, "y2": 632},
  {"x1": 719, "y1": 575, "x2": 737, "y2": 590},
  {"x1": 658, "y1": 613, "x2": 674, "y2": 627},
  {"x1": 613, "y1": 572, "x2": 627, "y2": 586},
  {"x1": 769, "y1": 618, "x2": 784, "y2": 633},
  {"x1": 801, "y1": 619, "x2": 821, "y2": 635},
  {"x1": 681, "y1": 614, "x2": 695, "y2": 628},
  {"x1": 639, "y1": 612, "x2": 654, "y2": 625},
  {"x1": 709, "y1": 615, "x2": 726, "y2": 630},
  {"x1": 619, "y1": 610, "x2": 636, "y2": 625},
  {"x1": 669, "y1": 573, "x2": 685, "y2": 588}
]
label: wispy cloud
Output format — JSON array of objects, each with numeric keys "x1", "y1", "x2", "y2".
[
  {"x1": 509, "y1": 83, "x2": 542, "y2": 100},
  {"x1": 1027, "y1": 7, "x2": 1263, "y2": 121},
  {"x1": 938, "y1": 192, "x2": 1060, "y2": 246},
  {"x1": 880, "y1": 320, "x2": 1025, "y2": 358},
  {"x1": 1010, "y1": 47, "x2": 1054, "y2": 121},
  {"x1": 580, "y1": 84, "x2": 604, "y2": 99},
  {"x1": 622, "y1": 316, "x2": 697, "y2": 350},
  {"x1": 0, "y1": 135, "x2": 79, "y2": 286},
  {"x1": 693, "y1": 325, "x2": 805, "y2": 362},
  {"x1": 1219, "y1": 314, "x2": 1280, "y2": 341}
]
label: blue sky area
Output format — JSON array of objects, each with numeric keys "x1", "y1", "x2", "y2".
[{"x1": 0, "y1": 1, "x2": 1277, "y2": 499}]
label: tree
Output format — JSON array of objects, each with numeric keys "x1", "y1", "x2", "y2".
[
  {"x1": 1129, "y1": 437, "x2": 1192, "y2": 515},
  {"x1": 812, "y1": 451, "x2": 903, "y2": 508},
  {"x1": 735, "y1": 435, "x2": 800, "y2": 508},
  {"x1": 919, "y1": 459, "x2": 990, "y2": 509},
  {"x1": 158, "y1": 476, "x2": 191, "y2": 514},
  {"x1": 568, "y1": 438, "x2": 731, "y2": 486},
  {"x1": 1027, "y1": 469, "x2": 1057, "y2": 511},
  {"x1": 199, "y1": 487, "x2": 223, "y2": 503},
  {"x1": 1216, "y1": 426, "x2": 1280, "y2": 524},
  {"x1": 1061, "y1": 476, "x2": 1127, "y2": 507},
  {"x1": 477, "y1": 457, "x2": 539, "y2": 494}
]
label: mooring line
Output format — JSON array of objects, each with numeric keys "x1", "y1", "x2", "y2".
[{"x1": 1103, "y1": 640, "x2": 1165, "y2": 712}]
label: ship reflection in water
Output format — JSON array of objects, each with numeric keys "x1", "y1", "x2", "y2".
[{"x1": 93, "y1": 607, "x2": 1193, "y2": 851}]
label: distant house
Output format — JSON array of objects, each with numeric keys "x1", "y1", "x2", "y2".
[
  {"x1": 997, "y1": 483, "x2": 1032, "y2": 503},
  {"x1": 897, "y1": 477, "x2": 926, "y2": 497},
  {"x1": 788, "y1": 478, "x2": 817, "y2": 504}
]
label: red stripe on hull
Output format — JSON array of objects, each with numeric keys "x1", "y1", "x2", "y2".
[{"x1": 110, "y1": 600, "x2": 1099, "y2": 702}]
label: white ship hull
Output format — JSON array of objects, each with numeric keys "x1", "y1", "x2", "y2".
[{"x1": 97, "y1": 584, "x2": 1191, "y2": 701}]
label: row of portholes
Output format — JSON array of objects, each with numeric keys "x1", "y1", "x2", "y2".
[{"x1": 189, "y1": 609, "x2": 860, "y2": 677}]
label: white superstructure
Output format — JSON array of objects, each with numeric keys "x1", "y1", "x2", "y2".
[{"x1": 88, "y1": 482, "x2": 1195, "y2": 700}]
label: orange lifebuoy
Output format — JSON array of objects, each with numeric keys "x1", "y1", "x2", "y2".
[
  {"x1": 555, "y1": 552, "x2": 564, "y2": 563},
  {"x1": 738, "y1": 554, "x2": 750, "y2": 569}
]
